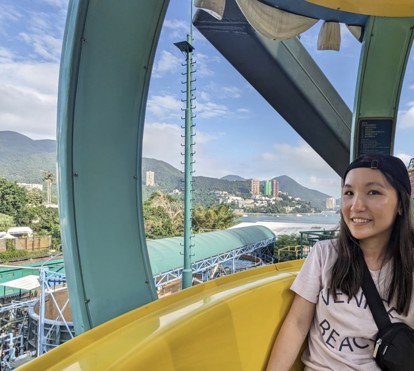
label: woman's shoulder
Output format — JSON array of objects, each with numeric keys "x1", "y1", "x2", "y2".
[
  {"x1": 312, "y1": 238, "x2": 338, "y2": 250},
  {"x1": 310, "y1": 238, "x2": 338, "y2": 261}
]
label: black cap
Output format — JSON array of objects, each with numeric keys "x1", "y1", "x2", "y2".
[{"x1": 343, "y1": 154, "x2": 411, "y2": 195}]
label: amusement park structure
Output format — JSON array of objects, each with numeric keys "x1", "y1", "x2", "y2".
[{"x1": 12, "y1": 0, "x2": 414, "y2": 369}]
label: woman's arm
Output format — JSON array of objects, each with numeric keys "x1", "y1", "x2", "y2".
[{"x1": 266, "y1": 294, "x2": 316, "y2": 371}]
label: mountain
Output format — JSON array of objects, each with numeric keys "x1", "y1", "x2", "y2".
[
  {"x1": 143, "y1": 159, "x2": 329, "y2": 209},
  {"x1": 221, "y1": 175, "x2": 246, "y2": 181},
  {"x1": 275, "y1": 175, "x2": 329, "y2": 210},
  {"x1": 1, "y1": 131, "x2": 331, "y2": 209},
  {"x1": 0, "y1": 131, "x2": 56, "y2": 183}
]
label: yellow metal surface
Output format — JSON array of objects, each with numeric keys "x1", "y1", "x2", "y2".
[
  {"x1": 18, "y1": 261, "x2": 304, "y2": 371},
  {"x1": 306, "y1": 0, "x2": 414, "y2": 17}
]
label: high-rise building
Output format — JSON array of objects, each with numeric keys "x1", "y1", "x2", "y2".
[
  {"x1": 264, "y1": 180, "x2": 272, "y2": 196},
  {"x1": 272, "y1": 179, "x2": 279, "y2": 198},
  {"x1": 251, "y1": 178, "x2": 260, "y2": 195},
  {"x1": 146, "y1": 171, "x2": 155, "y2": 187},
  {"x1": 408, "y1": 158, "x2": 414, "y2": 199},
  {"x1": 326, "y1": 197, "x2": 336, "y2": 210}
]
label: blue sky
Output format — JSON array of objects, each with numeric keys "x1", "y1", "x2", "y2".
[{"x1": 1, "y1": 1, "x2": 413, "y2": 198}]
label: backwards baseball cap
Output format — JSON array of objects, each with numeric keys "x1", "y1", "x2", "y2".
[{"x1": 343, "y1": 154, "x2": 411, "y2": 195}]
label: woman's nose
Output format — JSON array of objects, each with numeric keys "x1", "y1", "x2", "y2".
[{"x1": 350, "y1": 194, "x2": 366, "y2": 211}]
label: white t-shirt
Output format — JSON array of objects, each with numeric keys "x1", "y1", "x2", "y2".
[{"x1": 291, "y1": 239, "x2": 414, "y2": 370}]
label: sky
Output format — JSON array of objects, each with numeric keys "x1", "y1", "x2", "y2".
[{"x1": 1, "y1": 0, "x2": 413, "y2": 199}]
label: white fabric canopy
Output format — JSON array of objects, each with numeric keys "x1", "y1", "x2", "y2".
[
  {"x1": 194, "y1": 0, "x2": 226, "y2": 20},
  {"x1": 317, "y1": 21, "x2": 341, "y2": 50},
  {"x1": 0, "y1": 275, "x2": 40, "y2": 290},
  {"x1": 235, "y1": 0, "x2": 318, "y2": 40},
  {"x1": 194, "y1": 0, "x2": 363, "y2": 49}
]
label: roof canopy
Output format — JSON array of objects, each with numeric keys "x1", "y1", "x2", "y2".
[
  {"x1": 147, "y1": 225, "x2": 275, "y2": 276},
  {"x1": 0, "y1": 275, "x2": 40, "y2": 291}
]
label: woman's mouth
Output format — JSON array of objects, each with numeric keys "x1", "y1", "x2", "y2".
[{"x1": 351, "y1": 218, "x2": 371, "y2": 224}]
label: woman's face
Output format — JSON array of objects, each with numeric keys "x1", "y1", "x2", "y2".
[{"x1": 341, "y1": 168, "x2": 400, "y2": 249}]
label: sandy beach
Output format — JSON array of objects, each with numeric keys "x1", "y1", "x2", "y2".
[{"x1": 233, "y1": 221, "x2": 339, "y2": 235}]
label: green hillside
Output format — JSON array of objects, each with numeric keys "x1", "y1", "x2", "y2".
[
  {"x1": 1, "y1": 131, "x2": 331, "y2": 209},
  {"x1": 0, "y1": 131, "x2": 56, "y2": 183}
]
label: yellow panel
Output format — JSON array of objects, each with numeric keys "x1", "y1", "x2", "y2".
[
  {"x1": 18, "y1": 261, "x2": 304, "y2": 370},
  {"x1": 306, "y1": 0, "x2": 414, "y2": 17}
]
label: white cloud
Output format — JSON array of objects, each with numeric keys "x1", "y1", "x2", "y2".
[
  {"x1": 222, "y1": 86, "x2": 241, "y2": 99},
  {"x1": 196, "y1": 100, "x2": 229, "y2": 119},
  {"x1": 39, "y1": 0, "x2": 68, "y2": 9},
  {"x1": 398, "y1": 104, "x2": 414, "y2": 129},
  {"x1": 193, "y1": 52, "x2": 217, "y2": 77},
  {"x1": 0, "y1": 62, "x2": 59, "y2": 139},
  {"x1": 142, "y1": 121, "x2": 224, "y2": 175},
  {"x1": 143, "y1": 122, "x2": 184, "y2": 169},
  {"x1": 238, "y1": 142, "x2": 340, "y2": 197},
  {"x1": 146, "y1": 95, "x2": 183, "y2": 119},
  {"x1": 0, "y1": 48, "x2": 15, "y2": 63},
  {"x1": 152, "y1": 50, "x2": 182, "y2": 77},
  {"x1": 162, "y1": 19, "x2": 189, "y2": 40},
  {"x1": 19, "y1": 32, "x2": 62, "y2": 62},
  {"x1": 251, "y1": 142, "x2": 341, "y2": 197}
]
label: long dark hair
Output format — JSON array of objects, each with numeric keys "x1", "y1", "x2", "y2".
[{"x1": 331, "y1": 172, "x2": 414, "y2": 315}]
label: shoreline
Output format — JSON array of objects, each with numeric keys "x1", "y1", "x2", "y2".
[{"x1": 232, "y1": 221, "x2": 338, "y2": 235}]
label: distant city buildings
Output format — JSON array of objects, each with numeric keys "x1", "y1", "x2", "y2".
[
  {"x1": 251, "y1": 178, "x2": 260, "y2": 195},
  {"x1": 272, "y1": 179, "x2": 279, "y2": 198},
  {"x1": 17, "y1": 183, "x2": 43, "y2": 191},
  {"x1": 264, "y1": 180, "x2": 272, "y2": 197},
  {"x1": 251, "y1": 178, "x2": 280, "y2": 198},
  {"x1": 325, "y1": 197, "x2": 336, "y2": 210},
  {"x1": 146, "y1": 171, "x2": 155, "y2": 187}
]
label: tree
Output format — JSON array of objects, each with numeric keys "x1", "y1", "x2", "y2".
[
  {"x1": 29, "y1": 206, "x2": 61, "y2": 249},
  {"x1": 192, "y1": 204, "x2": 237, "y2": 232},
  {"x1": 42, "y1": 170, "x2": 54, "y2": 205},
  {"x1": 0, "y1": 178, "x2": 29, "y2": 225},
  {"x1": 143, "y1": 192, "x2": 184, "y2": 238},
  {"x1": 275, "y1": 234, "x2": 300, "y2": 249},
  {"x1": 0, "y1": 213, "x2": 14, "y2": 231}
]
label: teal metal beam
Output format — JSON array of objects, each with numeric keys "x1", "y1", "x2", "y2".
[
  {"x1": 57, "y1": 0, "x2": 168, "y2": 333},
  {"x1": 351, "y1": 17, "x2": 414, "y2": 159},
  {"x1": 182, "y1": 33, "x2": 195, "y2": 289}
]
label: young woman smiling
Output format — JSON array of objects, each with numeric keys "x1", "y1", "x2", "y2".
[{"x1": 266, "y1": 154, "x2": 414, "y2": 371}]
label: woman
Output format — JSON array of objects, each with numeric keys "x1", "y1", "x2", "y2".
[{"x1": 266, "y1": 154, "x2": 414, "y2": 370}]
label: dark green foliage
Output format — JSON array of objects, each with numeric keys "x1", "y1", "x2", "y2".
[
  {"x1": 0, "y1": 176, "x2": 61, "y2": 249},
  {"x1": 0, "y1": 213, "x2": 14, "y2": 230},
  {"x1": 0, "y1": 178, "x2": 30, "y2": 225},
  {"x1": 143, "y1": 192, "x2": 184, "y2": 239},
  {"x1": 143, "y1": 192, "x2": 238, "y2": 238},
  {"x1": 192, "y1": 204, "x2": 238, "y2": 232},
  {"x1": 275, "y1": 234, "x2": 301, "y2": 262},
  {"x1": 0, "y1": 248, "x2": 50, "y2": 262},
  {"x1": 29, "y1": 206, "x2": 61, "y2": 248},
  {"x1": 276, "y1": 234, "x2": 300, "y2": 249}
]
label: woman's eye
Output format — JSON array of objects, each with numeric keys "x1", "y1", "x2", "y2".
[
  {"x1": 343, "y1": 191, "x2": 353, "y2": 196},
  {"x1": 368, "y1": 190, "x2": 380, "y2": 195}
]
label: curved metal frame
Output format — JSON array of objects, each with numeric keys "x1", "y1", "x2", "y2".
[
  {"x1": 57, "y1": 0, "x2": 168, "y2": 333},
  {"x1": 351, "y1": 17, "x2": 414, "y2": 159}
]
